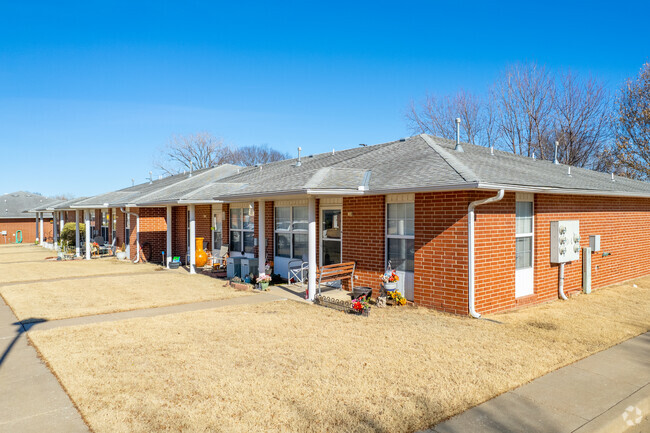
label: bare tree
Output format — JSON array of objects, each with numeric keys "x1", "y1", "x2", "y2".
[
  {"x1": 407, "y1": 90, "x2": 489, "y2": 145},
  {"x1": 154, "y1": 133, "x2": 236, "y2": 175},
  {"x1": 610, "y1": 62, "x2": 650, "y2": 179},
  {"x1": 494, "y1": 63, "x2": 556, "y2": 158},
  {"x1": 232, "y1": 144, "x2": 290, "y2": 166},
  {"x1": 551, "y1": 70, "x2": 612, "y2": 167}
]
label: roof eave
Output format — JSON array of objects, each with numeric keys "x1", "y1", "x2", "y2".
[{"x1": 477, "y1": 183, "x2": 650, "y2": 198}]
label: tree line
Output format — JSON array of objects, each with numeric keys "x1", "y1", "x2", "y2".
[
  {"x1": 407, "y1": 62, "x2": 650, "y2": 180},
  {"x1": 154, "y1": 132, "x2": 291, "y2": 176}
]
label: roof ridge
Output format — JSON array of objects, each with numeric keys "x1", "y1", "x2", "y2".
[{"x1": 419, "y1": 134, "x2": 479, "y2": 183}]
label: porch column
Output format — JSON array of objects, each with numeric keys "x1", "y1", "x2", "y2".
[
  {"x1": 166, "y1": 205, "x2": 172, "y2": 268},
  {"x1": 75, "y1": 210, "x2": 80, "y2": 257},
  {"x1": 60, "y1": 213, "x2": 65, "y2": 233},
  {"x1": 39, "y1": 212, "x2": 44, "y2": 245},
  {"x1": 52, "y1": 212, "x2": 58, "y2": 250},
  {"x1": 189, "y1": 204, "x2": 196, "y2": 274},
  {"x1": 258, "y1": 200, "x2": 266, "y2": 276},
  {"x1": 85, "y1": 210, "x2": 91, "y2": 260},
  {"x1": 307, "y1": 197, "x2": 316, "y2": 301}
]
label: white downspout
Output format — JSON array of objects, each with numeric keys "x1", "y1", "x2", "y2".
[
  {"x1": 120, "y1": 207, "x2": 140, "y2": 263},
  {"x1": 558, "y1": 262, "x2": 567, "y2": 300},
  {"x1": 468, "y1": 189, "x2": 505, "y2": 318}
]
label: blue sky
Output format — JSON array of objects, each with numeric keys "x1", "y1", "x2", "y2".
[{"x1": 0, "y1": 1, "x2": 648, "y2": 197}]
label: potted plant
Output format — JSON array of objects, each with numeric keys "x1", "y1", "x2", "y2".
[
  {"x1": 387, "y1": 289, "x2": 407, "y2": 306},
  {"x1": 256, "y1": 274, "x2": 272, "y2": 291},
  {"x1": 351, "y1": 298, "x2": 371, "y2": 316},
  {"x1": 381, "y1": 270, "x2": 399, "y2": 292}
]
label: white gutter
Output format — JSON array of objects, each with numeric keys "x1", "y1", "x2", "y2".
[
  {"x1": 468, "y1": 189, "x2": 505, "y2": 318},
  {"x1": 120, "y1": 207, "x2": 140, "y2": 263}
]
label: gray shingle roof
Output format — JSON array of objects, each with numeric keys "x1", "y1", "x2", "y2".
[
  {"x1": 1, "y1": 191, "x2": 57, "y2": 218},
  {"x1": 208, "y1": 134, "x2": 650, "y2": 199}
]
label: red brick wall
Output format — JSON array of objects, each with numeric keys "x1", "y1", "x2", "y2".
[
  {"x1": 532, "y1": 194, "x2": 650, "y2": 304},
  {"x1": 341, "y1": 195, "x2": 385, "y2": 291},
  {"x1": 115, "y1": 210, "x2": 125, "y2": 249},
  {"x1": 0, "y1": 218, "x2": 52, "y2": 244},
  {"x1": 473, "y1": 192, "x2": 517, "y2": 315},
  {"x1": 264, "y1": 201, "x2": 274, "y2": 265},
  {"x1": 128, "y1": 209, "x2": 139, "y2": 261},
  {"x1": 414, "y1": 191, "x2": 470, "y2": 313},
  {"x1": 223, "y1": 204, "x2": 229, "y2": 246},
  {"x1": 195, "y1": 205, "x2": 212, "y2": 252},
  {"x1": 172, "y1": 206, "x2": 187, "y2": 264},
  {"x1": 139, "y1": 207, "x2": 167, "y2": 263}
]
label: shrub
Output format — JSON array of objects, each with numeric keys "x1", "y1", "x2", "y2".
[{"x1": 60, "y1": 222, "x2": 85, "y2": 246}]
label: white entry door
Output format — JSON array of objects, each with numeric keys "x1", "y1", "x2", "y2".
[
  {"x1": 386, "y1": 202, "x2": 415, "y2": 301},
  {"x1": 211, "y1": 204, "x2": 223, "y2": 257},
  {"x1": 515, "y1": 197, "x2": 534, "y2": 297}
]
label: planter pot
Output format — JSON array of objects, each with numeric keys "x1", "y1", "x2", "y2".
[
  {"x1": 259, "y1": 282, "x2": 270, "y2": 291},
  {"x1": 169, "y1": 262, "x2": 180, "y2": 269},
  {"x1": 383, "y1": 282, "x2": 398, "y2": 292},
  {"x1": 195, "y1": 237, "x2": 208, "y2": 267},
  {"x1": 362, "y1": 308, "x2": 370, "y2": 317},
  {"x1": 116, "y1": 251, "x2": 127, "y2": 261}
]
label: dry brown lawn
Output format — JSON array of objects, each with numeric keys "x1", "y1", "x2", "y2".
[
  {"x1": 29, "y1": 276, "x2": 650, "y2": 433},
  {"x1": 0, "y1": 244, "x2": 249, "y2": 320}
]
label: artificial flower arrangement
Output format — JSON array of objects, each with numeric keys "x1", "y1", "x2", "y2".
[
  {"x1": 381, "y1": 270, "x2": 399, "y2": 283},
  {"x1": 351, "y1": 297, "x2": 370, "y2": 315},
  {"x1": 256, "y1": 274, "x2": 272, "y2": 291},
  {"x1": 256, "y1": 274, "x2": 272, "y2": 283},
  {"x1": 388, "y1": 290, "x2": 407, "y2": 306}
]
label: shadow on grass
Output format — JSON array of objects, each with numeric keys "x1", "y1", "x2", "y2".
[{"x1": 0, "y1": 318, "x2": 47, "y2": 369}]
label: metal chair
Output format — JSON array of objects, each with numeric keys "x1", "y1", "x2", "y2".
[{"x1": 288, "y1": 254, "x2": 309, "y2": 285}]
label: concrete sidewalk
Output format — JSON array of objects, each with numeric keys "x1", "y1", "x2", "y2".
[
  {"x1": 0, "y1": 301, "x2": 89, "y2": 433},
  {"x1": 428, "y1": 332, "x2": 650, "y2": 433}
]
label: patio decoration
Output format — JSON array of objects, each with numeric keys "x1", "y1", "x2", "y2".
[
  {"x1": 351, "y1": 298, "x2": 371, "y2": 316},
  {"x1": 387, "y1": 289, "x2": 407, "y2": 306},
  {"x1": 376, "y1": 296, "x2": 387, "y2": 308},
  {"x1": 381, "y1": 270, "x2": 399, "y2": 291},
  {"x1": 256, "y1": 274, "x2": 271, "y2": 291},
  {"x1": 195, "y1": 237, "x2": 208, "y2": 267}
]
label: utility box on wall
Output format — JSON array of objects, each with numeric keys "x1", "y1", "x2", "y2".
[{"x1": 550, "y1": 220, "x2": 580, "y2": 263}]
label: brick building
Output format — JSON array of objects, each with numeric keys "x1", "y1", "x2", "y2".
[
  {"x1": 1, "y1": 191, "x2": 58, "y2": 244},
  {"x1": 55, "y1": 134, "x2": 650, "y2": 316}
]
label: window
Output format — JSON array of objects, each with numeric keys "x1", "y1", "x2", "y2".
[
  {"x1": 101, "y1": 211, "x2": 110, "y2": 241},
  {"x1": 386, "y1": 202, "x2": 415, "y2": 272},
  {"x1": 515, "y1": 200, "x2": 534, "y2": 270},
  {"x1": 275, "y1": 206, "x2": 308, "y2": 259},
  {"x1": 230, "y1": 205, "x2": 255, "y2": 254}
]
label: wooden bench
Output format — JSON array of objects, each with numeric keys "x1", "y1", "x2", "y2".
[{"x1": 317, "y1": 262, "x2": 356, "y2": 296}]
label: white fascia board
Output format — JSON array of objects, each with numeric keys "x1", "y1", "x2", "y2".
[{"x1": 477, "y1": 183, "x2": 650, "y2": 199}]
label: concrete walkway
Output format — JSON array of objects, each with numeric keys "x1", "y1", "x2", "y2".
[
  {"x1": 0, "y1": 301, "x2": 89, "y2": 433},
  {"x1": 428, "y1": 332, "x2": 650, "y2": 433}
]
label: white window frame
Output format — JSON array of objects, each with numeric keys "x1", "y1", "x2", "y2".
[
  {"x1": 515, "y1": 195, "x2": 534, "y2": 270},
  {"x1": 319, "y1": 205, "x2": 342, "y2": 267},
  {"x1": 274, "y1": 205, "x2": 308, "y2": 260},
  {"x1": 385, "y1": 200, "x2": 415, "y2": 273},
  {"x1": 229, "y1": 203, "x2": 255, "y2": 255}
]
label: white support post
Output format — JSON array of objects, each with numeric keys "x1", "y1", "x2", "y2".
[
  {"x1": 189, "y1": 204, "x2": 196, "y2": 274},
  {"x1": 75, "y1": 210, "x2": 80, "y2": 257},
  {"x1": 125, "y1": 207, "x2": 130, "y2": 259},
  {"x1": 39, "y1": 212, "x2": 44, "y2": 245},
  {"x1": 85, "y1": 210, "x2": 91, "y2": 260},
  {"x1": 60, "y1": 213, "x2": 65, "y2": 233},
  {"x1": 166, "y1": 206, "x2": 172, "y2": 268},
  {"x1": 258, "y1": 200, "x2": 266, "y2": 276},
  {"x1": 308, "y1": 197, "x2": 317, "y2": 301},
  {"x1": 52, "y1": 212, "x2": 58, "y2": 250}
]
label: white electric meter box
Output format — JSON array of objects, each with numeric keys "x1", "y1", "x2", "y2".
[
  {"x1": 589, "y1": 235, "x2": 601, "y2": 252},
  {"x1": 550, "y1": 220, "x2": 580, "y2": 263}
]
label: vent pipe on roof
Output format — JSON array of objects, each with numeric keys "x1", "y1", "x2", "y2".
[
  {"x1": 149, "y1": 171, "x2": 153, "y2": 184},
  {"x1": 295, "y1": 147, "x2": 302, "y2": 167},
  {"x1": 454, "y1": 118, "x2": 463, "y2": 152},
  {"x1": 611, "y1": 172, "x2": 615, "y2": 182},
  {"x1": 567, "y1": 166, "x2": 572, "y2": 176},
  {"x1": 532, "y1": 151, "x2": 536, "y2": 160},
  {"x1": 189, "y1": 160, "x2": 193, "y2": 177},
  {"x1": 553, "y1": 141, "x2": 559, "y2": 164},
  {"x1": 131, "y1": 178, "x2": 135, "y2": 186}
]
